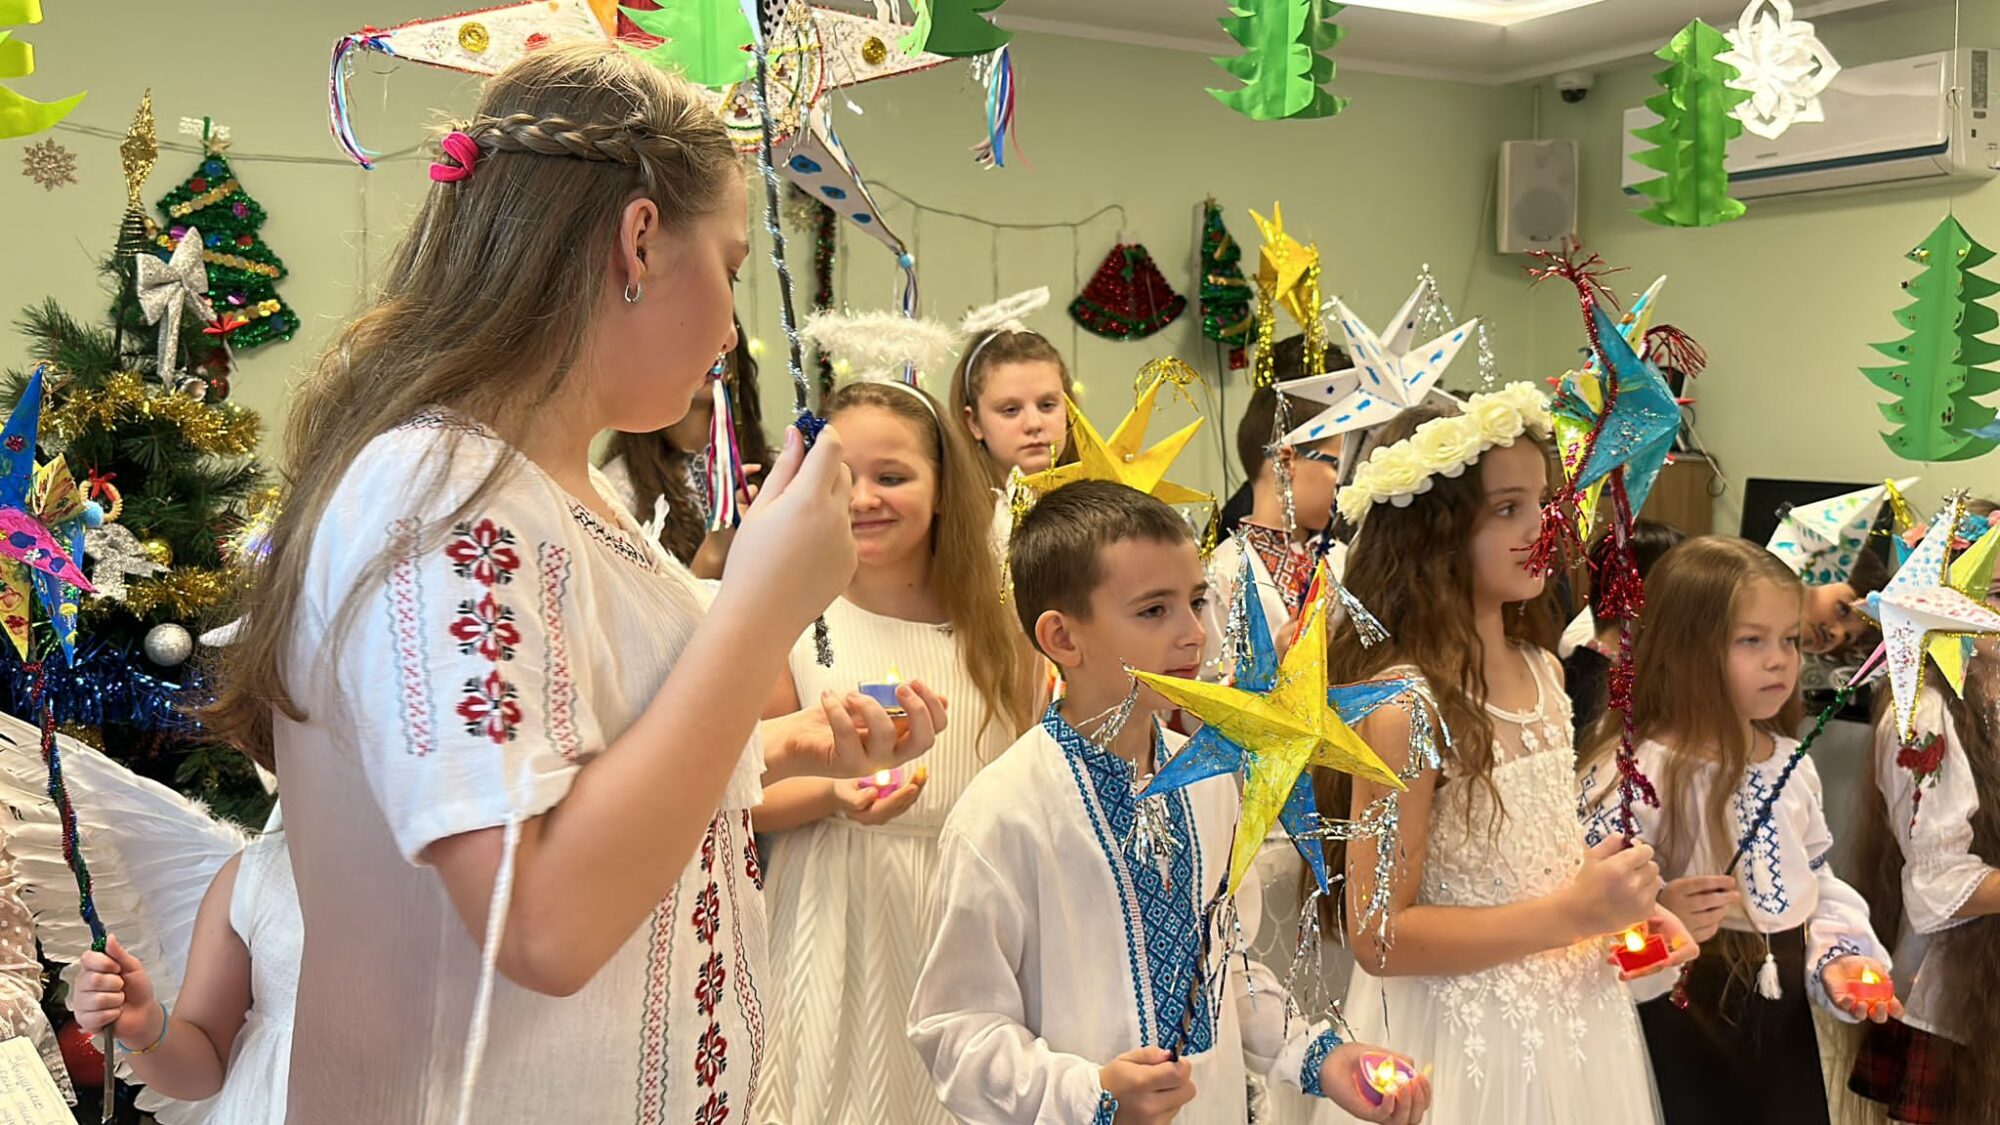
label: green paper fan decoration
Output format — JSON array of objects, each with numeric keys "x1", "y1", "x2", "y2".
[
  {"x1": 1862, "y1": 215, "x2": 2000, "y2": 462},
  {"x1": 1630, "y1": 19, "x2": 1749, "y2": 228},
  {"x1": 620, "y1": 0, "x2": 754, "y2": 89},
  {"x1": 907, "y1": 0, "x2": 1011, "y2": 59},
  {"x1": 1210, "y1": 0, "x2": 1348, "y2": 122}
]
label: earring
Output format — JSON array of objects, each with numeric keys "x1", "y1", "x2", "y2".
[
  {"x1": 624, "y1": 282, "x2": 644, "y2": 305},
  {"x1": 709, "y1": 355, "x2": 727, "y2": 378}
]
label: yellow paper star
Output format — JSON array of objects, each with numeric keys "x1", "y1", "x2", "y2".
[
  {"x1": 1249, "y1": 202, "x2": 1320, "y2": 329},
  {"x1": 1021, "y1": 373, "x2": 1209, "y2": 507},
  {"x1": 1932, "y1": 523, "x2": 2000, "y2": 694},
  {"x1": 1136, "y1": 564, "x2": 1402, "y2": 894}
]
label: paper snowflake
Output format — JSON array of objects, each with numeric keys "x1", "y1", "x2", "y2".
[
  {"x1": 20, "y1": 139, "x2": 76, "y2": 192},
  {"x1": 1717, "y1": 0, "x2": 1841, "y2": 140}
]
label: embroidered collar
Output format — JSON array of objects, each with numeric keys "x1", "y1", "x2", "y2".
[{"x1": 1238, "y1": 522, "x2": 1312, "y2": 614}]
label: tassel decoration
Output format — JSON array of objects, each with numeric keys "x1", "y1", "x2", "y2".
[{"x1": 1757, "y1": 949, "x2": 1782, "y2": 999}]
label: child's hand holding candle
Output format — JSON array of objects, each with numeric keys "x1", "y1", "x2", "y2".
[
  {"x1": 1825, "y1": 957, "x2": 1901, "y2": 1023},
  {"x1": 857, "y1": 667, "x2": 909, "y2": 717},
  {"x1": 832, "y1": 766, "x2": 930, "y2": 827},
  {"x1": 1321, "y1": 1042, "x2": 1430, "y2": 1121},
  {"x1": 1608, "y1": 906, "x2": 1700, "y2": 981}
]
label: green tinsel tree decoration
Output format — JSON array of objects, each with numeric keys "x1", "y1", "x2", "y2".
[
  {"x1": 619, "y1": 0, "x2": 754, "y2": 88},
  {"x1": 1198, "y1": 199, "x2": 1257, "y2": 366},
  {"x1": 1862, "y1": 215, "x2": 2000, "y2": 462},
  {"x1": 1629, "y1": 19, "x2": 1750, "y2": 228},
  {"x1": 1209, "y1": 0, "x2": 1348, "y2": 122},
  {"x1": 153, "y1": 127, "x2": 299, "y2": 352}
]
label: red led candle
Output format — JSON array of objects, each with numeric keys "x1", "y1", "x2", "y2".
[
  {"x1": 1846, "y1": 966, "x2": 1894, "y2": 1006},
  {"x1": 1612, "y1": 925, "x2": 1670, "y2": 974}
]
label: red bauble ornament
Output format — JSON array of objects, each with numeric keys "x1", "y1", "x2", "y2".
[
  {"x1": 189, "y1": 176, "x2": 208, "y2": 192},
  {"x1": 207, "y1": 375, "x2": 231, "y2": 402},
  {"x1": 1069, "y1": 243, "x2": 1187, "y2": 341},
  {"x1": 58, "y1": 1019, "x2": 104, "y2": 1088},
  {"x1": 235, "y1": 234, "x2": 253, "y2": 248}
]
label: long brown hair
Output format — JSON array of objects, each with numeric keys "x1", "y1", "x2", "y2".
[
  {"x1": 947, "y1": 329, "x2": 1074, "y2": 487},
  {"x1": 602, "y1": 318, "x2": 771, "y2": 563},
  {"x1": 201, "y1": 44, "x2": 741, "y2": 768},
  {"x1": 823, "y1": 381, "x2": 1034, "y2": 741},
  {"x1": 1852, "y1": 652, "x2": 2000, "y2": 1118},
  {"x1": 1583, "y1": 537, "x2": 1806, "y2": 879}
]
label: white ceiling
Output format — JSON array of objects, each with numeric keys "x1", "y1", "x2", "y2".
[{"x1": 994, "y1": 0, "x2": 1902, "y2": 86}]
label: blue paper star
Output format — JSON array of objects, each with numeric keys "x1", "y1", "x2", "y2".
[{"x1": 1564, "y1": 302, "x2": 1682, "y2": 514}]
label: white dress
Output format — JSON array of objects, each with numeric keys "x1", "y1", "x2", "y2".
[
  {"x1": 910, "y1": 712, "x2": 1340, "y2": 1125},
  {"x1": 1325, "y1": 650, "x2": 1659, "y2": 1125},
  {"x1": 0, "y1": 843, "x2": 69, "y2": 1101},
  {"x1": 279, "y1": 410, "x2": 768, "y2": 1123},
  {"x1": 1869, "y1": 686, "x2": 1992, "y2": 1039},
  {"x1": 758, "y1": 597, "x2": 1017, "y2": 1125},
  {"x1": 205, "y1": 830, "x2": 298, "y2": 1125}
]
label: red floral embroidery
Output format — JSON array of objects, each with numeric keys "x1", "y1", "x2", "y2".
[
  {"x1": 691, "y1": 882, "x2": 721, "y2": 944},
  {"x1": 694, "y1": 1092, "x2": 729, "y2": 1125},
  {"x1": 1898, "y1": 732, "x2": 1946, "y2": 819},
  {"x1": 448, "y1": 591, "x2": 521, "y2": 661},
  {"x1": 445, "y1": 519, "x2": 521, "y2": 586},
  {"x1": 700, "y1": 822, "x2": 717, "y2": 874},
  {"x1": 456, "y1": 670, "x2": 521, "y2": 743},
  {"x1": 744, "y1": 837, "x2": 763, "y2": 890},
  {"x1": 695, "y1": 951, "x2": 726, "y2": 1016},
  {"x1": 695, "y1": 1022, "x2": 728, "y2": 1087}
]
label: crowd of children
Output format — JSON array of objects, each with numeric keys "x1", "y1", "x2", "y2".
[{"x1": 12, "y1": 39, "x2": 1998, "y2": 1125}]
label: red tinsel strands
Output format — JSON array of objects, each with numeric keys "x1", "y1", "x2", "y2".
[
  {"x1": 1602, "y1": 481, "x2": 1660, "y2": 842},
  {"x1": 1642, "y1": 324, "x2": 1707, "y2": 380},
  {"x1": 1521, "y1": 243, "x2": 1630, "y2": 575}
]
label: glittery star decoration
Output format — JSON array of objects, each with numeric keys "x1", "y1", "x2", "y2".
[
  {"x1": 1019, "y1": 370, "x2": 1210, "y2": 507},
  {"x1": 1136, "y1": 559, "x2": 1403, "y2": 894},
  {"x1": 82, "y1": 522, "x2": 166, "y2": 605},
  {"x1": 1558, "y1": 298, "x2": 1682, "y2": 517},
  {"x1": 1276, "y1": 282, "x2": 1478, "y2": 443},
  {"x1": 1932, "y1": 521, "x2": 2000, "y2": 695},
  {"x1": 1765, "y1": 477, "x2": 1918, "y2": 586},
  {"x1": 0, "y1": 368, "x2": 96, "y2": 662},
  {"x1": 1716, "y1": 0, "x2": 1840, "y2": 140},
  {"x1": 1551, "y1": 277, "x2": 1662, "y2": 530},
  {"x1": 1861, "y1": 495, "x2": 2000, "y2": 741},
  {"x1": 1249, "y1": 202, "x2": 1320, "y2": 330},
  {"x1": 135, "y1": 229, "x2": 216, "y2": 379},
  {"x1": 19, "y1": 138, "x2": 73, "y2": 191}
]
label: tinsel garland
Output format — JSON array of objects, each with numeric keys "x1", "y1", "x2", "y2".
[
  {"x1": 813, "y1": 196, "x2": 837, "y2": 397},
  {"x1": 41, "y1": 371, "x2": 261, "y2": 457},
  {"x1": 113, "y1": 567, "x2": 230, "y2": 620},
  {"x1": 0, "y1": 643, "x2": 198, "y2": 738}
]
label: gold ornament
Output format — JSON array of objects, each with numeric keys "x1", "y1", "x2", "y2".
[
  {"x1": 140, "y1": 536, "x2": 174, "y2": 567},
  {"x1": 860, "y1": 36, "x2": 888, "y2": 65},
  {"x1": 458, "y1": 21, "x2": 490, "y2": 53},
  {"x1": 119, "y1": 89, "x2": 158, "y2": 210},
  {"x1": 41, "y1": 371, "x2": 262, "y2": 458},
  {"x1": 120, "y1": 567, "x2": 230, "y2": 619}
]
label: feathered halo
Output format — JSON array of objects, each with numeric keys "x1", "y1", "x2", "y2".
[
  {"x1": 801, "y1": 309, "x2": 961, "y2": 387},
  {"x1": 960, "y1": 285, "x2": 1052, "y2": 339}
]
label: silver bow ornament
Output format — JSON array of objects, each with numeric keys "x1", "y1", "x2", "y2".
[
  {"x1": 84, "y1": 522, "x2": 169, "y2": 603},
  {"x1": 134, "y1": 228, "x2": 217, "y2": 379}
]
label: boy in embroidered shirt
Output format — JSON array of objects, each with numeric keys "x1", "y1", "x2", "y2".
[{"x1": 908, "y1": 480, "x2": 1430, "y2": 1125}]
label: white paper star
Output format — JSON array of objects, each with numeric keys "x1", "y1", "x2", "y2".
[
  {"x1": 1276, "y1": 283, "x2": 1477, "y2": 443},
  {"x1": 1766, "y1": 478, "x2": 1918, "y2": 586},
  {"x1": 1717, "y1": 0, "x2": 1841, "y2": 140},
  {"x1": 1864, "y1": 494, "x2": 2000, "y2": 740}
]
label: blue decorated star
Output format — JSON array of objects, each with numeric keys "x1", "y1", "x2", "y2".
[{"x1": 1557, "y1": 300, "x2": 1682, "y2": 514}]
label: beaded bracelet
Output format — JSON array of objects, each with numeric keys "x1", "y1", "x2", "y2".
[{"x1": 117, "y1": 1001, "x2": 170, "y2": 1056}]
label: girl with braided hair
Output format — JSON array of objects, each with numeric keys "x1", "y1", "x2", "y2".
[{"x1": 197, "y1": 43, "x2": 943, "y2": 1122}]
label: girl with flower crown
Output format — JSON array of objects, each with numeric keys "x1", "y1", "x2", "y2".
[{"x1": 1312, "y1": 385, "x2": 1694, "y2": 1125}]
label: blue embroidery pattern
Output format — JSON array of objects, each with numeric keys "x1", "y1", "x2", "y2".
[
  {"x1": 1300, "y1": 1028, "x2": 1343, "y2": 1097},
  {"x1": 1091, "y1": 1091, "x2": 1118, "y2": 1124},
  {"x1": 1047, "y1": 706, "x2": 1213, "y2": 1054},
  {"x1": 1814, "y1": 937, "x2": 1862, "y2": 995},
  {"x1": 1732, "y1": 772, "x2": 1790, "y2": 916}
]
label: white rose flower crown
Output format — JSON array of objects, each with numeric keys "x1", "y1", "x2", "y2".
[{"x1": 1337, "y1": 382, "x2": 1553, "y2": 524}]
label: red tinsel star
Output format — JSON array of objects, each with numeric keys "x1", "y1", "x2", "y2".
[
  {"x1": 203, "y1": 314, "x2": 248, "y2": 337},
  {"x1": 83, "y1": 468, "x2": 116, "y2": 503}
]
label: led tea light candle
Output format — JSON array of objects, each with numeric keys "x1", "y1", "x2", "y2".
[
  {"x1": 1359, "y1": 1053, "x2": 1415, "y2": 1107},
  {"x1": 1612, "y1": 924, "x2": 1670, "y2": 974},
  {"x1": 857, "y1": 667, "x2": 907, "y2": 717},
  {"x1": 867, "y1": 768, "x2": 905, "y2": 797},
  {"x1": 1847, "y1": 965, "x2": 1894, "y2": 1006}
]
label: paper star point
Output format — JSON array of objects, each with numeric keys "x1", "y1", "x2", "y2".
[
  {"x1": 1249, "y1": 202, "x2": 1320, "y2": 329},
  {"x1": 1020, "y1": 372, "x2": 1209, "y2": 507},
  {"x1": 1277, "y1": 283, "x2": 1478, "y2": 442},
  {"x1": 1864, "y1": 495, "x2": 2000, "y2": 740}
]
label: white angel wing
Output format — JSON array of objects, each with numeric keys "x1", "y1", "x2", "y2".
[{"x1": 0, "y1": 709, "x2": 247, "y2": 1007}]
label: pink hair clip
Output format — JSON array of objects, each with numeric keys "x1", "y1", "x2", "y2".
[{"x1": 429, "y1": 131, "x2": 479, "y2": 183}]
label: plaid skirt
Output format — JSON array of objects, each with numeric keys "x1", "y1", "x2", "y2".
[{"x1": 1849, "y1": 1017, "x2": 1952, "y2": 1124}]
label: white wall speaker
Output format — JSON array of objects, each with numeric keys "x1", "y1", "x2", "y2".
[{"x1": 1496, "y1": 139, "x2": 1578, "y2": 254}]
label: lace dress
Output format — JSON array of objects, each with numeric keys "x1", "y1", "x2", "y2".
[{"x1": 1321, "y1": 649, "x2": 1660, "y2": 1124}]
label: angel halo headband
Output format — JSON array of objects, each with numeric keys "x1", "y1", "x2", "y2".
[
  {"x1": 959, "y1": 286, "x2": 1053, "y2": 376},
  {"x1": 1337, "y1": 382, "x2": 1552, "y2": 524}
]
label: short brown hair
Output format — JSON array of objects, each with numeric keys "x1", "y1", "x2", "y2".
[
  {"x1": 1009, "y1": 480, "x2": 1191, "y2": 650},
  {"x1": 1237, "y1": 336, "x2": 1352, "y2": 478}
]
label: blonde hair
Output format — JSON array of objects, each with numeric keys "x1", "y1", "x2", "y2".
[
  {"x1": 946, "y1": 330, "x2": 1074, "y2": 486},
  {"x1": 823, "y1": 381, "x2": 1034, "y2": 742},
  {"x1": 203, "y1": 43, "x2": 741, "y2": 766}
]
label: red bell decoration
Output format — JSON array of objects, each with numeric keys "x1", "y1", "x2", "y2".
[
  {"x1": 58, "y1": 1018, "x2": 105, "y2": 1088},
  {"x1": 1069, "y1": 243, "x2": 1187, "y2": 341}
]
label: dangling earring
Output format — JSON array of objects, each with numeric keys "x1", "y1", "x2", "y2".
[
  {"x1": 710, "y1": 355, "x2": 727, "y2": 378},
  {"x1": 624, "y1": 281, "x2": 644, "y2": 305}
]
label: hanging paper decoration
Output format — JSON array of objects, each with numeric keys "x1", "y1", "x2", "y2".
[
  {"x1": 1276, "y1": 282, "x2": 1477, "y2": 443},
  {"x1": 1548, "y1": 276, "x2": 1666, "y2": 533},
  {"x1": 1198, "y1": 199, "x2": 1257, "y2": 367},
  {"x1": 1716, "y1": 0, "x2": 1840, "y2": 140},
  {"x1": 619, "y1": 0, "x2": 755, "y2": 88},
  {"x1": 1210, "y1": 0, "x2": 1348, "y2": 122},
  {"x1": 1630, "y1": 19, "x2": 1750, "y2": 229},
  {"x1": 0, "y1": 1, "x2": 83, "y2": 141},
  {"x1": 1020, "y1": 369, "x2": 1207, "y2": 507},
  {"x1": 154, "y1": 124, "x2": 300, "y2": 353},
  {"x1": 1069, "y1": 243, "x2": 1187, "y2": 341},
  {"x1": 914, "y1": 0, "x2": 1010, "y2": 58},
  {"x1": 1862, "y1": 495, "x2": 2000, "y2": 742},
  {"x1": 1862, "y1": 215, "x2": 2000, "y2": 463},
  {"x1": 1136, "y1": 558, "x2": 1401, "y2": 894},
  {"x1": 1765, "y1": 478, "x2": 1918, "y2": 586}
]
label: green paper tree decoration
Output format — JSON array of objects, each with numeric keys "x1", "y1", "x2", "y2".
[
  {"x1": 1630, "y1": 19, "x2": 1750, "y2": 228},
  {"x1": 153, "y1": 144, "x2": 298, "y2": 353},
  {"x1": 912, "y1": 0, "x2": 1011, "y2": 59},
  {"x1": 1199, "y1": 199, "x2": 1257, "y2": 362},
  {"x1": 1209, "y1": 0, "x2": 1348, "y2": 122},
  {"x1": 1862, "y1": 215, "x2": 2000, "y2": 462},
  {"x1": 619, "y1": 1, "x2": 754, "y2": 89}
]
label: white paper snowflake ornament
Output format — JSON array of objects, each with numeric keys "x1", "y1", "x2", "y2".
[{"x1": 1717, "y1": 0, "x2": 1841, "y2": 140}]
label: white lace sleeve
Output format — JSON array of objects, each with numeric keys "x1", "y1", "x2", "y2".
[
  {"x1": 0, "y1": 841, "x2": 71, "y2": 1101},
  {"x1": 1880, "y1": 692, "x2": 1993, "y2": 936}
]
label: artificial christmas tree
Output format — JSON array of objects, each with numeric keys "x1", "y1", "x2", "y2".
[
  {"x1": 153, "y1": 121, "x2": 299, "y2": 353},
  {"x1": 1069, "y1": 243, "x2": 1186, "y2": 341},
  {"x1": 1198, "y1": 199, "x2": 1256, "y2": 368},
  {"x1": 1629, "y1": 19, "x2": 1749, "y2": 229},
  {"x1": 1861, "y1": 215, "x2": 2000, "y2": 462}
]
